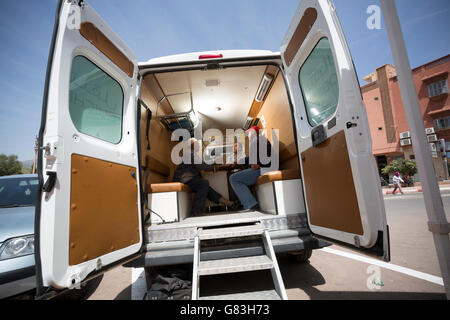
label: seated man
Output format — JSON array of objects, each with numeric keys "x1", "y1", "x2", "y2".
[
  {"x1": 173, "y1": 138, "x2": 235, "y2": 215},
  {"x1": 229, "y1": 126, "x2": 276, "y2": 211}
]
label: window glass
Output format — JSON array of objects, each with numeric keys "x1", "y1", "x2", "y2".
[
  {"x1": 0, "y1": 177, "x2": 39, "y2": 207},
  {"x1": 298, "y1": 38, "x2": 339, "y2": 127},
  {"x1": 434, "y1": 116, "x2": 450, "y2": 131},
  {"x1": 69, "y1": 56, "x2": 123, "y2": 144},
  {"x1": 427, "y1": 79, "x2": 448, "y2": 97}
]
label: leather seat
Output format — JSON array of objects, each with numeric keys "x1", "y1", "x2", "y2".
[
  {"x1": 149, "y1": 182, "x2": 191, "y2": 193},
  {"x1": 255, "y1": 169, "x2": 301, "y2": 186}
]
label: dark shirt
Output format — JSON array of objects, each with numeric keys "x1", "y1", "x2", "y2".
[
  {"x1": 173, "y1": 152, "x2": 213, "y2": 183},
  {"x1": 244, "y1": 135, "x2": 273, "y2": 168}
]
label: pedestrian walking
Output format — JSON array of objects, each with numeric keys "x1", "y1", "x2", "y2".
[{"x1": 392, "y1": 171, "x2": 405, "y2": 195}]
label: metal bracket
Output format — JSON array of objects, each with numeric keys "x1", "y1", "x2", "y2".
[
  {"x1": 354, "y1": 236, "x2": 361, "y2": 248},
  {"x1": 311, "y1": 125, "x2": 327, "y2": 147},
  {"x1": 428, "y1": 221, "x2": 450, "y2": 235}
]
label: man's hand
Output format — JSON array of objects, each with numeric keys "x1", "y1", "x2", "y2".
[{"x1": 251, "y1": 164, "x2": 260, "y2": 170}]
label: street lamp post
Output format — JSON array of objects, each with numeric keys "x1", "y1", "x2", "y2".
[{"x1": 379, "y1": 0, "x2": 450, "y2": 299}]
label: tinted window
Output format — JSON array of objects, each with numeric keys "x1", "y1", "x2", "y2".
[
  {"x1": 69, "y1": 56, "x2": 124, "y2": 144},
  {"x1": 0, "y1": 177, "x2": 39, "y2": 207},
  {"x1": 298, "y1": 38, "x2": 339, "y2": 127}
]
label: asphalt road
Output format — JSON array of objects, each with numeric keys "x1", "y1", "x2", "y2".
[{"x1": 86, "y1": 191, "x2": 450, "y2": 300}]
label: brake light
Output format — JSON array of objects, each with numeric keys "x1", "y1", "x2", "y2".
[{"x1": 198, "y1": 54, "x2": 223, "y2": 60}]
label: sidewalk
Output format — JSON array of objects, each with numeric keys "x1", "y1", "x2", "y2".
[{"x1": 382, "y1": 184, "x2": 450, "y2": 195}]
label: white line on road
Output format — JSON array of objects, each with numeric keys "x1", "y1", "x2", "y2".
[
  {"x1": 131, "y1": 268, "x2": 147, "y2": 300},
  {"x1": 320, "y1": 247, "x2": 444, "y2": 286}
]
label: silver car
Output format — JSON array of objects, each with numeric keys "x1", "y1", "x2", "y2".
[
  {"x1": 0, "y1": 174, "x2": 37, "y2": 299},
  {"x1": 0, "y1": 174, "x2": 103, "y2": 300}
]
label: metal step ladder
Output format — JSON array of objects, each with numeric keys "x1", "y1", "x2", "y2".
[{"x1": 192, "y1": 223, "x2": 288, "y2": 300}]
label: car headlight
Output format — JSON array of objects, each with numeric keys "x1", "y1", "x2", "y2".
[{"x1": 0, "y1": 235, "x2": 34, "y2": 261}]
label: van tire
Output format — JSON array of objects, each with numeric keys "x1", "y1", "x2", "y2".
[{"x1": 288, "y1": 249, "x2": 312, "y2": 263}]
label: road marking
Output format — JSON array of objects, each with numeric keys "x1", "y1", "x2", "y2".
[
  {"x1": 320, "y1": 247, "x2": 444, "y2": 286},
  {"x1": 384, "y1": 193, "x2": 450, "y2": 200},
  {"x1": 131, "y1": 267, "x2": 147, "y2": 300}
]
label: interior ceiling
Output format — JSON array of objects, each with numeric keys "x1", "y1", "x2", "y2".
[{"x1": 154, "y1": 65, "x2": 267, "y2": 130}]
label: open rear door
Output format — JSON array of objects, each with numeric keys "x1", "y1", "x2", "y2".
[
  {"x1": 281, "y1": 0, "x2": 390, "y2": 261},
  {"x1": 35, "y1": 0, "x2": 142, "y2": 294}
]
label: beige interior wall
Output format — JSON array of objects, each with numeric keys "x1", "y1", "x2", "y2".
[
  {"x1": 140, "y1": 75, "x2": 177, "y2": 186},
  {"x1": 255, "y1": 74, "x2": 299, "y2": 171}
]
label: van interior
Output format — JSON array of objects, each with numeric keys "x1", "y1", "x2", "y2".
[{"x1": 138, "y1": 63, "x2": 305, "y2": 225}]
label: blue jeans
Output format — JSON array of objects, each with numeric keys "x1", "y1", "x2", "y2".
[{"x1": 229, "y1": 168, "x2": 261, "y2": 209}]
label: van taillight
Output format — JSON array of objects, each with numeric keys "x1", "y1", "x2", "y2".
[{"x1": 198, "y1": 54, "x2": 223, "y2": 60}]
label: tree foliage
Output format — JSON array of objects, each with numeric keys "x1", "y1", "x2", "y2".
[
  {"x1": 381, "y1": 159, "x2": 418, "y2": 176},
  {"x1": 0, "y1": 154, "x2": 23, "y2": 176}
]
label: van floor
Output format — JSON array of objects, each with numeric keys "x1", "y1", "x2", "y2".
[{"x1": 149, "y1": 210, "x2": 270, "y2": 230}]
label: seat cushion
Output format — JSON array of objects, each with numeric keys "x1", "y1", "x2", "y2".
[
  {"x1": 255, "y1": 169, "x2": 301, "y2": 186},
  {"x1": 149, "y1": 182, "x2": 191, "y2": 193}
]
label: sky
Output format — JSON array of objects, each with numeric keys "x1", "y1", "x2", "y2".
[{"x1": 0, "y1": 0, "x2": 449, "y2": 161}]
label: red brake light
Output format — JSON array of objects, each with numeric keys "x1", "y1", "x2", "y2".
[{"x1": 198, "y1": 54, "x2": 223, "y2": 60}]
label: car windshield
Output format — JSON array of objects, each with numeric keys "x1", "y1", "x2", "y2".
[{"x1": 0, "y1": 176, "x2": 39, "y2": 208}]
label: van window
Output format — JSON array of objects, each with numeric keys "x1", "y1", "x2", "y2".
[
  {"x1": 298, "y1": 37, "x2": 339, "y2": 127},
  {"x1": 69, "y1": 56, "x2": 124, "y2": 144}
]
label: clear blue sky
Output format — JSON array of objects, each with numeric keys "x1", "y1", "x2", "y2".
[{"x1": 0, "y1": 0, "x2": 449, "y2": 161}]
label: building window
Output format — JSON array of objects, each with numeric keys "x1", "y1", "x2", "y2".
[
  {"x1": 434, "y1": 116, "x2": 450, "y2": 131},
  {"x1": 298, "y1": 37, "x2": 339, "y2": 127},
  {"x1": 427, "y1": 79, "x2": 449, "y2": 97},
  {"x1": 69, "y1": 56, "x2": 124, "y2": 144}
]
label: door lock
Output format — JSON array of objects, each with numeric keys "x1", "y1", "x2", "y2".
[{"x1": 346, "y1": 122, "x2": 358, "y2": 129}]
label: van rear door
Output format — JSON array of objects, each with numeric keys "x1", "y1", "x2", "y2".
[
  {"x1": 281, "y1": 0, "x2": 390, "y2": 260},
  {"x1": 35, "y1": 0, "x2": 142, "y2": 294}
]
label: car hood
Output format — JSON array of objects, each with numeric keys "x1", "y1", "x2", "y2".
[{"x1": 0, "y1": 206, "x2": 35, "y2": 243}]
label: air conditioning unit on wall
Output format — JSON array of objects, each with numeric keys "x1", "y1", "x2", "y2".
[
  {"x1": 399, "y1": 131, "x2": 411, "y2": 139},
  {"x1": 427, "y1": 134, "x2": 438, "y2": 142},
  {"x1": 425, "y1": 127, "x2": 435, "y2": 135},
  {"x1": 400, "y1": 138, "x2": 412, "y2": 146},
  {"x1": 429, "y1": 143, "x2": 437, "y2": 152}
]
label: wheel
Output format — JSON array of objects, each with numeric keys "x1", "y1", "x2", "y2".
[{"x1": 288, "y1": 249, "x2": 312, "y2": 263}]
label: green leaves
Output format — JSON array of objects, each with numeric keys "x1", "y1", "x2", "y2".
[
  {"x1": 0, "y1": 154, "x2": 23, "y2": 176},
  {"x1": 381, "y1": 159, "x2": 418, "y2": 176}
]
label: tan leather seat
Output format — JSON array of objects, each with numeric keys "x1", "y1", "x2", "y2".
[
  {"x1": 255, "y1": 169, "x2": 301, "y2": 186},
  {"x1": 149, "y1": 182, "x2": 191, "y2": 193}
]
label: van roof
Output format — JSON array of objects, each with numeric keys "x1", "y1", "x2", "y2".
[{"x1": 139, "y1": 50, "x2": 280, "y2": 66}]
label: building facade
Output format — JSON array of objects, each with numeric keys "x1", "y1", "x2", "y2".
[{"x1": 361, "y1": 54, "x2": 450, "y2": 181}]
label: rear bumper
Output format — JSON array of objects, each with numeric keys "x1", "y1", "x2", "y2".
[{"x1": 125, "y1": 229, "x2": 330, "y2": 268}]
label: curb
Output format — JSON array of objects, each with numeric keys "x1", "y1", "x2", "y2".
[{"x1": 383, "y1": 186, "x2": 450, "y2": 195}]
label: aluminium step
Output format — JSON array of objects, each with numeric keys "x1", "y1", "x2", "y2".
[
  {"x1": 197, "y1": 224, "x2": 265, "y2": 240},
  {"x1": 200, "y1": 289, "x2": 281, "y2": 300},
  {"x1": 197, "y1": 255, "x2": 273, "y2": 276}
]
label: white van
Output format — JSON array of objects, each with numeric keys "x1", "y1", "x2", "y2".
[{"x1": 35, "y1": 0, "x2": 390, "y2": 299}]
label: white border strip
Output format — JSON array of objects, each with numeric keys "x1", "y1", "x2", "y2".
[
  {"x1": 131, "y1": 267, "x2": 147, "y2": 300},
  {"x1": 320, "y1": 247, "x2": 444, "y2": 286}
]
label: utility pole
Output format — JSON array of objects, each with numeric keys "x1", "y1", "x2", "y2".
[
  {"x1": 32, "y1": 136, "x2": 38, "y2": 174},
  {"x1": 379, "y1": 0, "x2": 450, "y2": 299}
]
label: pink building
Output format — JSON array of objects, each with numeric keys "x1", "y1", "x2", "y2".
[{"x1": 361, "y1": 54, "x2": 450, "y2": 181}]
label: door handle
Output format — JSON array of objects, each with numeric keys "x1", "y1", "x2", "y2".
[{"x1": 43, "y1": 172, "x2": 57, "y2": 193}]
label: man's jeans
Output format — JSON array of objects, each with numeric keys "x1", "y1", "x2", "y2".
[
  {"x1": 185, "y1": 177, "x2": 222, "y2": 214},
  {"x1": 229, "y1": 168, "x2": 261, "y2": 209}
]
